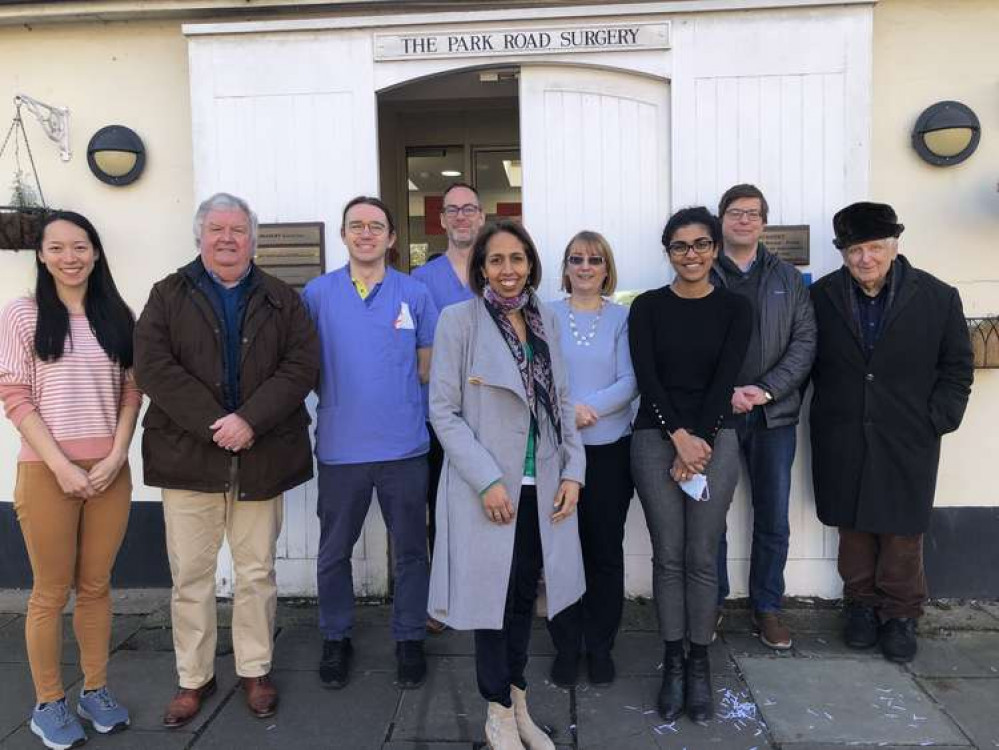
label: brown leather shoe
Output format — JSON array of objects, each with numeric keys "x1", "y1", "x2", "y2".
[
  {"x1": 242, "y1": 674, "x2": 278, "y2": 719},
  {"x1": 162, "y1": 676, "x2": 217, "y2": 728},
  {"x1": 754, "y1": 611, "x2": 793, "y2": 650}
]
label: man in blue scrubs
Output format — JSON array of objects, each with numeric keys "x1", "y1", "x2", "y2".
[
  {"x1": 303, "y1": 196, "x2": 438, "y2": 690},
  {"x1": 411, "y1": 182, "x2": 482, "y2": 633}
]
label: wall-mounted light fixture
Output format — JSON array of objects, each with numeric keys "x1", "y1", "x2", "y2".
[
  {"x1": 911, "y1": 101, "x2": 980, "y2": 167},
  {"x1": 87, "y1": 125, "x2": 146, "y2": 185}
]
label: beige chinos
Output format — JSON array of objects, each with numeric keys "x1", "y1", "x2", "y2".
[{"x1": 162, "y1": 486, "x2": 283, "y2": 688}]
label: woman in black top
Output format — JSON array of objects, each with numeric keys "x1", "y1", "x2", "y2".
[{"x1": 629, "y1": 206, "x2": 751, "y2": 723}]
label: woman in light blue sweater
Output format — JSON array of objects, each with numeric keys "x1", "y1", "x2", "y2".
[{"x1": 547, "y1": 231, "x2": 637, "y2": 687}]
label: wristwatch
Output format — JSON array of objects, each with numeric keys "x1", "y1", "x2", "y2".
[{"x1": 760, "y1": 387, "x2": 774, "y2": 403}]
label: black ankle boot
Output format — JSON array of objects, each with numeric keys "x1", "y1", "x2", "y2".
[
  {"x1": 685, "y1": 653, "x2": 714, "y2": 722},
  {"x1": 657, "y1": 650, "x2": 685, "y2": 721}
]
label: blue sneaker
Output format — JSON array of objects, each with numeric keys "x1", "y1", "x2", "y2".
[
  {"x1": 30, "y1": 699, "x2": 87, "y2": 750},
  {"x1": 76, "y1": 687, "x2": 130, "y2": 734}
]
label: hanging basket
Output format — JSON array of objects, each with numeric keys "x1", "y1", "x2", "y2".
[
  {"x1": 0, "y1": 205, "x2": 46, "y2": 250},
  {"x1": 1, "y1": 97, "x2": 48, "y2": 251}
]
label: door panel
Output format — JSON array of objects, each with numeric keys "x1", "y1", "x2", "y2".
[{"x1": 519, "y1": 65, "x2": 671, "y2": 300}]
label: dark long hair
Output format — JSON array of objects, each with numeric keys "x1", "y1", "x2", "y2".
[{"x1": 34, "y1": 211, "x2": 135, "y2": 367}]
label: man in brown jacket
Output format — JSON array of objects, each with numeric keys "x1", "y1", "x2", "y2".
[{"x1": 135, "y1": 192, "x2": 318, "y2": 726}]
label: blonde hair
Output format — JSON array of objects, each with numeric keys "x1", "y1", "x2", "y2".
[{"x1": 560, "y1": 230, "x2": 618, "y2": 295}]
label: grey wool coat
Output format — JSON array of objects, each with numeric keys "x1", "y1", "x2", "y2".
[{"x1": 428, "y1": 296, "x2": 587, "y2": 630}]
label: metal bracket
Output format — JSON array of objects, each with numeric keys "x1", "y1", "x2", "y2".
[{"x1": 15, "y1": 93, "x2": 71, "y2": 162}]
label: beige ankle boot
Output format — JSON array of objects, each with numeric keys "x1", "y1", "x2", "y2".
[
  {"x1": 511, "y1": 686, "x2": 555, "y2": 750},
  {"x1": 485, "y1": 701, "x2": 525, "y2": 750}
]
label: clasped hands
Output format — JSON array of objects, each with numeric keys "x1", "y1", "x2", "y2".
[
  {"x1": 481, "y1": 479, "x2": 581, "y2": 526},
  {"x1": 669, "y1": 428, "x2": 712, "y2": 484},
  {"x1": 210, "y1": 413, "x2": 255, "y2": 453},
  {"x1": 732, "y1": 384, "x2": 769, "y2": 414}
]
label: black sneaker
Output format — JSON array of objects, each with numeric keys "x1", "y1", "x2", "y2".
[
  {"x1": 844, "y1": 603, "x2": 879, "y2": 649},
  {"x1": 880, "y1": 618, "x2": 918, "y2": 663},
  {"x1": 396, "y1": 640, "x2": 427, "y2": 689},
  {"x1": 550, "y1": 651, "x2": 579, "y2": 688},
  {"x1": 319, "y1": 638, "x2": 353, "y2": 689}
]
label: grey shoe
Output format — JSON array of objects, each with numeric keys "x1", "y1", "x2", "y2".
[
  {"x1": 77, "y1": 686, "x2": 130, "y2": 734},
  {"x1": 30, "y1": 699, "x2": 87, "y2": 750}
]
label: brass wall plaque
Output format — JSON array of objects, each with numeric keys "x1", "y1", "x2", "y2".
[
  {"x1": 761, "y1": 224, "x2": 810, "y2": 266},
  {"x1": 255, "y1": 222, "x2": 325, "y2": 290}
]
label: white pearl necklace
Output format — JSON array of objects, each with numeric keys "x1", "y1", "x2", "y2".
[{"x1": 568, "y1": 300, "x2": 604, "y2": 347}]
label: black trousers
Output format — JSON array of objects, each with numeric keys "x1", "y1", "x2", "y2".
[
  {"x1": 426, "y1": 423, "x2": 445, "y2": 558},
  {"x1": 475, "y1": 487, "x2": 542, "y2": 707},
  {"x1": 547, "y1": 436, "x2": 634, "y2": 657}
]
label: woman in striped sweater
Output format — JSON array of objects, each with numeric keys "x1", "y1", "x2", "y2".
[{"x1": 0, "y1": 211, "x2": 140, "y2": 750}]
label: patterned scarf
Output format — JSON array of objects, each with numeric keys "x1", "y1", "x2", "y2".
[{"x1": 483, "y1": 286, "x2": 563, "y2": 445}]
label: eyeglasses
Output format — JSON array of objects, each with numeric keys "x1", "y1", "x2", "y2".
[
  {"x1": 346, "y1": 221, "x2": 388, "y2": 237},
  {"x1": 567, "y1": 255, "x2": 605, "y2": 267},
  {"x1": 666, "y1": 238, "x2": 715, "y2": 257},
  {"x1": 442, "y1": 204, "x2": 482, "y2": 218},
  {"x1": 724, "y1": 208, "x2": 764, "y2": 222}
]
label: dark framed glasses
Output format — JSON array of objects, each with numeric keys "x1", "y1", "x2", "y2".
[{"x1": 666, "y1": 238, "x2": 715, "y2": 257}]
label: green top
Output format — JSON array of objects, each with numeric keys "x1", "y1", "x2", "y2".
[{"x1": 522, "y1": 343, "x2": 537, "y2": 479}]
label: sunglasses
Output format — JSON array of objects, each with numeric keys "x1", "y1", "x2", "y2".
[{"x1": 567, "y1": 255, "x2": 605, "y2": 267}]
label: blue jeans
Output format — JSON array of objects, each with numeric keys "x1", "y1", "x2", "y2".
[
  {"x1": 317, "y1": 456, "x2": 429, "y2": 642},
  {"x1": 717, "y1": 410, "x2": 796, "y2": 613}
]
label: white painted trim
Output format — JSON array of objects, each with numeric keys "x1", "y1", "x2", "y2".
[{"x1": 182, "y1": 0, "x2": 876, "y2": 37}]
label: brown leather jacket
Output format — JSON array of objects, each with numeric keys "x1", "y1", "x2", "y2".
[{"x1": 134, "y1": 259, "x2": 319, "y2": 500}]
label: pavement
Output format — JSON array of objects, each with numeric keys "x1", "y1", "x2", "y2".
[{"x1": 0, "y1": 590, "x2": 998, "y2": 749}]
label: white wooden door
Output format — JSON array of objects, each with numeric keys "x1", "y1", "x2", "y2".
[
  {"x1": 519, "y1": 64, "x2": 670, "y2": 596},
  {"x1": 519, "y1": 65, "x2": 671, "y2": 301},
  {"x1": 187, "y1": 29, "x2": 388, "y2": 597}
]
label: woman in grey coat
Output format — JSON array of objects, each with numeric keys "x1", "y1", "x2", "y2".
[{"x1": 429, "y1": 221, "x2": 586, "y2": 750}]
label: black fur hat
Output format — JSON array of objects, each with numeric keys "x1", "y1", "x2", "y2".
[{"x1": 832, "y1": 202, "x2": 905, "y2": 249}]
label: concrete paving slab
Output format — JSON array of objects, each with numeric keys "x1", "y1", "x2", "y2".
[
  {"x1": 142, "y1": 599, "x2": 235, "y2": 629},
  {"x1": 0, "y1": 615, "x2": 145, "y2": 665},
  {"x1": 0, "y1": 727, "x2": 192, "y2": 750},
  {"x1": 976, "y1": 601, "x2": 999, "y2": 624},
  {"x1": 192, "y1": 667, "x2": 399, "y2": 750},
  {"x1": 618, "y1": 599, "x2": 658, "y2": 633},
  {"x1": 382, "y1": 744, "x2": 482, "y2": 750},
  {"x1": 739, "y1": 657, "x2": 969, "y2": 746},
  {"x1": 103, "y1": 650, "x2": 237, "y2": 734},
  {"x1": 793, "y1": 632, "x2": 885, "y2": 659},
  {"x1": 575, "y1": 649, "x2": 767, "y2": 750},
  {"x1": 392, "y1": 657, "x2": 571, "y2": 745},
  {"x1": 921, "y1": 602, "x2": 999, "y2": 633},
  {"x1": 121, "y1": 625, "x2": 233, "y2": 656},
  {"x1": 909, "y1": 633, "x2": 999, "y2": 677},
  {"x1": 779, "y1": 607, "x2": 843, "y2": 634},
  {"x1": 607, "y1": 631, "x2": 664, "y2": 677},
  {"x1": 724, "y1": 630, "x2": 798, "y2": 658},
  {"x1": 0, "y1": 662, "x2": 81, "y2": 742},
  {"x1": 0, "y1": 614, "x2": 17, "y2": 631},
  {"x1": 920, "y1": 677, "x2": 999, "y2": 749},
  {"x1": 423, "y1": 627, "x2": 474, "y2": 657}
]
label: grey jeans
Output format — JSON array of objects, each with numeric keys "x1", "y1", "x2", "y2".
[{"x1": 631, "y1": 428, "x2": 739, "y2": 645}]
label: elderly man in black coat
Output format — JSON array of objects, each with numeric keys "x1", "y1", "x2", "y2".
[{"x1": 809, "y1": 202, "x2": 973, "y2": 663}]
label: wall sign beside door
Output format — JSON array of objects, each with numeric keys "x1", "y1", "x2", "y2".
[
  {"x1": 255, "y1": 222, "x2": 326, "y2": 291},
  {"x1": 760, "y1": 225, "x2": 810, "y2": 266},
  {"x1": 374, "y1": 22, "x2": 670, "y2": 61}
]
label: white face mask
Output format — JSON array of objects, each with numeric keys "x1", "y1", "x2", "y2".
[{"x1": 680, "y1": 473, "x2": 710, "y2": 502}]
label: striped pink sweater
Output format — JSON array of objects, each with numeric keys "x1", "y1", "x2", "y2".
[{"x1": 0, "y1": 297, "x2": 141, "y2": 463}]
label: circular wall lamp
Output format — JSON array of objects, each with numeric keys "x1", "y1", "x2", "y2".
[
  {"x1": 87, "y1": 125, "x2": 146, "y2": 185},
  {"x1": 911, "y1": 101, "x2": 980, "y2": 167}
]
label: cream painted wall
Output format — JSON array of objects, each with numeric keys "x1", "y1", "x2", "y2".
[
  {"x1": 0, "y1": 20, "x2": 194, "y2": 501},
  {"x1": 871, "y1": 0, "x2": 999, "y2": 508}
]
